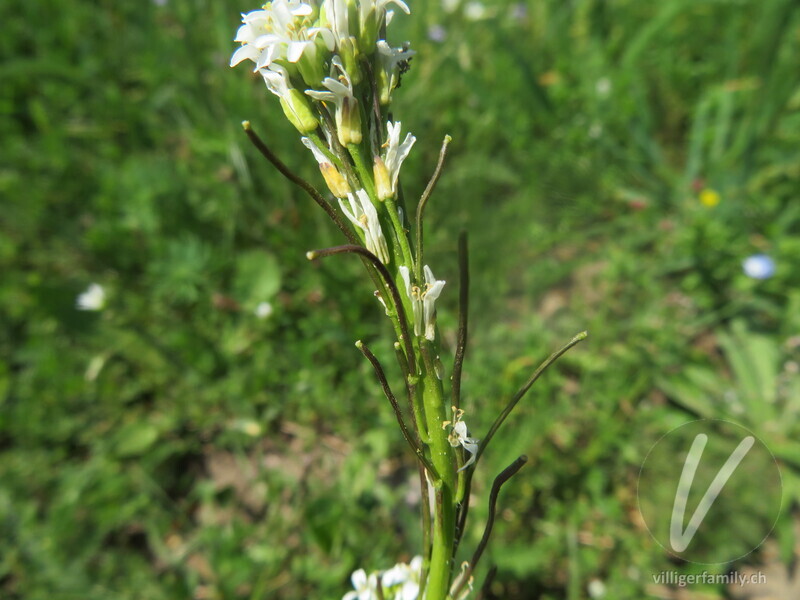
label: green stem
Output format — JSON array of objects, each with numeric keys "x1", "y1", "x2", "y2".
[
  {"x1": 385, "y1": 195, "x2": 416, "y2": 271},
  {"x1": 420, "y1": 343, "x2": 456, "y2": 600},
  {"x1": 347, "y1": 142, "x2": 377, "y2": 200}
]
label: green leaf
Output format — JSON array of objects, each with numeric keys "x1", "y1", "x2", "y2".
[{"x1": 114, "y1": 422, "x2": 159, "y2": 458}]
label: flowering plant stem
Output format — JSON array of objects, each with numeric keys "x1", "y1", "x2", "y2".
[{"x1": 229, "y1": 3, "x2": 587, "y2": 598}]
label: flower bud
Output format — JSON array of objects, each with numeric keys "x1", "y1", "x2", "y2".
[
  {"x1": 336, "y1": 97, "x2": 362, "y2": 146},
  {"x1": 320, "y1": 163, "x2": 351, "y2": 198},
  {"x1": 373, "y1": 156, "x2": 392, "y2": 201},
  {"x1": 338, "y1": 37, "x2": 362, "y2": 86},
  {"x1": 280, "y1": 89, "x2": 319, "y2": 134}
]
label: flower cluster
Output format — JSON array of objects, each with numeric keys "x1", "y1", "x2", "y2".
[
  {"x1": 231, "y1": 0, "x2": 414, "y2": 139},
  {"x1": 344, "y1": 556, "x2": 423, "y2": 600},
  {"x1": 233, "y1": 1, "x2": 446, "y2": 341}
]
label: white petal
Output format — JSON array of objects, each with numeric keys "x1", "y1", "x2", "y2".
[
  {"x1": 286, "y1": 40, "x2": 311, "y2": 63},
  {"x1": 306, "y1": 89, "x2": 336, "y2": 102},
  {"x1": 234, "y1": 24, "x2": 256, "y2": 43},
  {"x1": 242, "y1": 10, "x2": 270, "y2": 23},
  {"x1": 338, "y1": 195, "x2": 361, "y2": 229},
  {"x1": 310, "y1": 27, "x2": 336, "y2": 51},
  {"x1": 351, "y1": 569, "x2": 368, "y2": 589},
  {"x1": 230, "y1": 45, "x2": 259, "y2": 67},
  {"x1": 301, "y1": 137, "x2": 330, "y2": 165},
  {"x1": 292, "y1": 3, "x2": 313, "y2": 17},
  {"x1": 323, "y1": 78, "x2": 351, "y2": 99},
  {"x1": 398, "y1": 266, "x2": 412, "y2": 298},
  {"x1": 387, "y1": 0, "x2": 411, "y2": 14}
]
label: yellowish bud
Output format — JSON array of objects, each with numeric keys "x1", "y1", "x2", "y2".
[
  {"x1": 336, "y1": 97, "x2": 362, "y2": 146},
  {"x1": 320, "y1": 163, "x2": 351, "y2": 198},
  {"x1": 373, "y1": 156, "x2": 392, "y2": 201}
]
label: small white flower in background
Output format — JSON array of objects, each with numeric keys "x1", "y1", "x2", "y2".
[
  {"x1": 588, "y1": 578, "x2": 607, "y2": 598},
  {"x1": 398, "y1": 265, "x2": 445, "y2": 341},
  {"x1": 743, "y1": 254, "x2": 775, "y2": 280},
  {"x1": 255, "y1": 302, "x2": 274, "y2": 319},
  {"x1": 339, "y1": 190, "x2": 391, "y2": 264},
  {"x1": 427, "y1": 25, "x2": 446, "y2": 43},
  {"x1": 464, "y1": 2, "x2": 488, "y2": 21},
  {"x1": 442, "y1": 0, "x2": 460, "y2": 13},
  {"x1": 595, "y1": 77, "x2": 611, "y2": 97},
  {"x1": 343, "y1": 568, "x2": 379, "y2": 600},
  {"x1": 375, "y1": 120, "x2": 415, "y2": 200},
  {"x1": 76, "y1": 283, "x2": 106, "y2": 311},
  {"x1": 444, "y1": 407, "x2": 479, "y2": 471}
]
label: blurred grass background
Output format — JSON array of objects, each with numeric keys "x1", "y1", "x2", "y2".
[{"x1": 2, "y1": 0, "x2": 800, "y2": 598}]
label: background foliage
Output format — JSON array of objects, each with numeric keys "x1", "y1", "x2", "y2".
[{"x1": 2, "y1": 0, "x2": 800, "y2": 598}]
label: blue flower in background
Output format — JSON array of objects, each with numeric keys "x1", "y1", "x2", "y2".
[{"x1": 742, "y1": 254, "x2": 775, "y2": 280}]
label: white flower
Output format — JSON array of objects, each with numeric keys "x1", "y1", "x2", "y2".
[
  {"x1": 255, "y1": 302, "x2": 274, "y2": 319},
  {"x1": 301, "y1": 136, "x2": 331, "y2": 165},
  {"x1": 375, "y1": 42, "x2": 415, "y2": 105},
  {"x1": 301, "y1": 136, "x2": 351, "y2": 197},
  {"x1": 443, "y1": 0, "x2": 460, "y2": 13},
  {"x1": 358, "y1": 0, "x2": 411, "y2": 42},
  {"x1": 306, "y1": 57, "x2": 362, "y2": 145},
  {"x1": 595, "y1": 77, "x2": 611, "y2": 97},
  {"x1": 343, "y1": 568, "x2": 379, "y2": 600},
  {"x1": 76, "y1": 283, "x2": 106, "y2": 311},
  {"x1": 376, "y1": 121, "x2": 415, "y2": 201},
  {"x1": 464, "y1": 2, "x2": 488, "y2": 20},
  {"x1": 230, "y1": 2, "x2": 328, "y2": 72},
  {"x1": 322, "y1": 0, "x2": 352, "y2": 45},
  {"x1": 382, "y1": 556, "x2": 423, "y2": 600},
  {"x1": 743, "y1": 254, "x2": 775, "y2": 280},
  {"x1": 588, "y1": 578, "x2": 607, "y2": 598},
  {"x1": 261, "y1": 64, "x2": 294, "y2": 98},
  {"x1": 261, "y1": 65, "x2": 319, "y2": 133},
  {"x1": 421, "y1": 266, "x2": 445, "y2": 341},
  {"x1": 339, "y1": 190, "x2": 390, "y2": 264},
  {"x1": 445, "y1": 408, "x2": 479, "y2": 471},
  {"x1": 398, "y1": 265, "x2": 445, "y2": 341}
]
